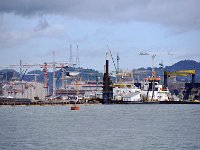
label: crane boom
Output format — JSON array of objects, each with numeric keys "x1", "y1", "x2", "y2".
[
  {"x1": 107, "y1": 45, "x2": 117, "y2": 72},
  {"x1": 165, "y1": 70, "x2": 195, "y2": 76}
]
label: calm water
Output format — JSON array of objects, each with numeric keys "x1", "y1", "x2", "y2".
[{"x1": 0, "y1": 104, "x2": 200, "y2": 150}]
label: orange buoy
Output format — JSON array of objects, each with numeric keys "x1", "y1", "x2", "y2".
[{"x1": 71, "y1": 106, "x2": 80, "y2": 110}]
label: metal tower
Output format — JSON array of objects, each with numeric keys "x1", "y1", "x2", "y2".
[
  {"x1": 76, "y1": 45, "x2": 80, "y2": 68},
  {"x1": 69, "y1": 44, "x2": 73, "y2": 66}
]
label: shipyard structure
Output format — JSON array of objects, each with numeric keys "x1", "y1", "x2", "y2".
[{"x1": 1, "y1": 52, "x2": 200, "y2": 105}]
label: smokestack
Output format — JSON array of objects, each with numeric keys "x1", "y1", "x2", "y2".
[
  {"x1": 102, "y1": 52, "x2": 113, "y2": 104},
  {"x1": 106, "y1": 52, "x2": 109, "y2": 76}
]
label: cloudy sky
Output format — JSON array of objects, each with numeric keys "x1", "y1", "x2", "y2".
[{"x1": 0, "y1": 0, "x2": 200, "y2": 72}]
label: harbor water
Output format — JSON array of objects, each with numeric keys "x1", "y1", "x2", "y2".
[{"x1": 0, "y1": 104, "x2": 200, "y2": 150}]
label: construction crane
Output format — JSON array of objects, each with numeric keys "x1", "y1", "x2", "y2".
[
  {"x1": 107, "y1": 45, "x2": 117, "y2": 73},
  {"x1": 107, "y1": 46, "x2": 133, "y2": 83},
  {"x1": 139, "y1": 52, "x2": 157, "y2": 101},
  {"x1": 10, "y1": 59, "x2": 69, "y2": 98},
  {"x1": 107, "y1": 45, "x2": 121, "y2": 83},
  {"x1": 139, "y1": 51, "x2": 174, "y2": 101},
  {"x1": 139, "y1": 51, "x2": 174, "y2": 76}
]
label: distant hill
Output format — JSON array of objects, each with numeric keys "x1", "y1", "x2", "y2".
[
  {"x1": 164, "y1": 60, "x2": 200, "y2": 82},
  {"x1": 165, "y1": 60, "x2": 200, "y2": 73},
  {"x1": 0, "y1": 69, "x2": 19, "y2": 81}
]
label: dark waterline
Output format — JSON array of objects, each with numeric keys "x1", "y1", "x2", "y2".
[{"x1": 0, "y1": 105, "x2": 200, "y2": 150}]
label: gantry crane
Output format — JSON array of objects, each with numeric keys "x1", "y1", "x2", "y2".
[
  {"x1": 164, "y1": 70, "x2": 195, "y2": 88},
  {"x1": 164, "y1": 70, "x2": 198, "y2": 100}
]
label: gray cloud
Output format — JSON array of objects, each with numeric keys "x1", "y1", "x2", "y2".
[
  {"x1": 0, "y1": 23, "x2": 64, "y2": 49},
  {"x1": 34, "y1": 18, "x2": 49, "y2": 32},
  {"x1": 0, "y1": 0, "x2": 200, "y2": 31}
]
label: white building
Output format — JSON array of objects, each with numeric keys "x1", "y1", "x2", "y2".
[{"x1": 2, "y1": 81, "x2": 46, "y2": 100}]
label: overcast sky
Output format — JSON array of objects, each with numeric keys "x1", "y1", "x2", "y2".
[{"x1": 0, "y1": 0, "x2": 200, "y2": 72}]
